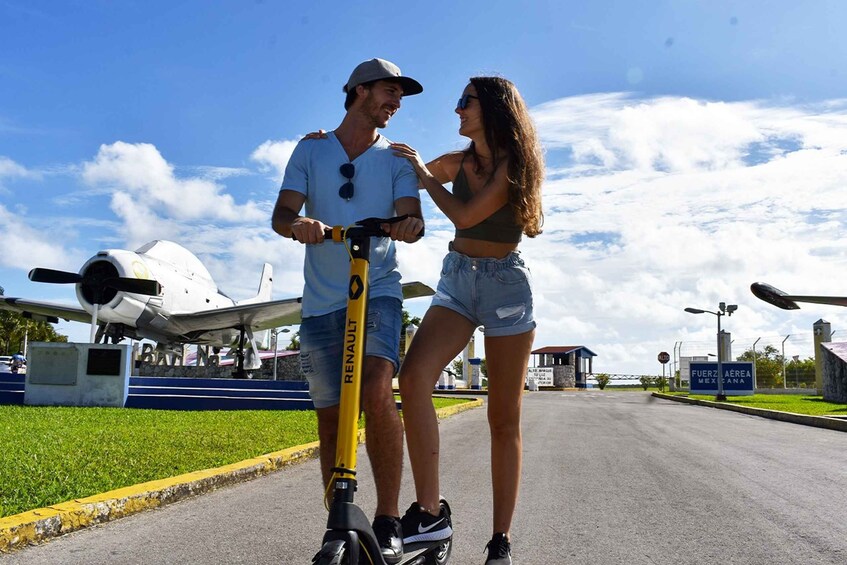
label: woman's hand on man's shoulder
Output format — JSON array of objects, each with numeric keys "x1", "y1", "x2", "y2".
[{"x1": 301, "y1": 129, "x2": 329, "y2": 141}]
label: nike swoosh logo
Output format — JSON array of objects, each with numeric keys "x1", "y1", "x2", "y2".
[{"x1": 418, "y1": 518, "x2": 445, "y2": 534}]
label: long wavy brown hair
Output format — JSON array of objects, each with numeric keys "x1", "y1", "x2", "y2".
[{"x1": 466, "y1": 76, "x2": 544, "y2": 237}]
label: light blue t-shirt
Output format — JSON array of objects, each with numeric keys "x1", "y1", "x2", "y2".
[{"x1": 280, "y1": 132, "x2": 420, "y2": 317}]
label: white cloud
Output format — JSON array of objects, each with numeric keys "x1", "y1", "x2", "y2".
[
  {"x1": 0, "y1": 205, "x2": 82, "y2": 271},
  {"x1": 522, "y1": 93, "x2": 847, "y2": 374},
  {"x1": 250, "y1": 138, "x2": 299, "y2": 179},
  {"x1": 0, "y1": 156, "x2": 33, "y2": 179},
  {"x1": 109, "y1": 191, "x2": 181, "y2": 250},
  {"x1": 82, "y1": 141, "x2": 266, "y2": 224},
  {"x1": 0, "y1": 157, "x2": 40, "y2": 198},
  {"x1": 533, "y1": 94, "x2": 847, "y2": 173},
  {"x1": 184, "y1": 165, "x2": 253, "y2": 181}
]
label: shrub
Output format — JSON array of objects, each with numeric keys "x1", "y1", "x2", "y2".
[{"x1": 595, "y1": 373, "x2": 611, "y2": 390}]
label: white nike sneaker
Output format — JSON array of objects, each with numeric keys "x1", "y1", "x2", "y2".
[{"x1": 400, "y1": 501, "x2": 453, "y2": 544}]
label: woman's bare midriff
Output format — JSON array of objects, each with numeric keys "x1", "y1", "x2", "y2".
[{"x1": 452, "y1": 237, "x2": 518, "y2": 259}]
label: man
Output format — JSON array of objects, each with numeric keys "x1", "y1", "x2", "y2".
[
  {"x1": 271, "y1": 58, "x2": 424, "y2": 564},
  {"x1": 10, "y1": 352, "x2": 25, "y2": 373}
]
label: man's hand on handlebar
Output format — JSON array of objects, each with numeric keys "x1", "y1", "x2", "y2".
[
  {"x1": 290, "y1": 215, "x2": 424, "y2": 243},
  {"x1": 381, "y1": 215, "x2": 424, "y2": 243},
  {"x1": 291, "y1": 216, "x2": 329, "y2": 244}
]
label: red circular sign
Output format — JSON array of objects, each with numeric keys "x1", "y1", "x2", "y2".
[{"x1": 658, "y1": 352, "x2": 670, "y2": 364}]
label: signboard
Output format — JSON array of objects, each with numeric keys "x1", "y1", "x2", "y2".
[
  {"x1": 679, "y1": 356, "x2": 709, "y2": 387},
  {"x1": 689, "y1": 362, "x2": 754, "y2": 395},
  {"x1": 658, "y1": 351, "x2": 670, "y2": 364},
  {"x1": 526, "y1": 367, "x2": 554, "y2": 387}
]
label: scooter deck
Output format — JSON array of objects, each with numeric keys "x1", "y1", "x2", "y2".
[
  {"x1": 400, "y1": 540, "x2": 447, "y2": 565},
  {"x1": 379, "y1": 538, "x2": 452, "y2": 565}
]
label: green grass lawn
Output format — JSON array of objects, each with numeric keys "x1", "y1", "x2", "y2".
[
  {"x1": 0, "y1": 397, "x2": 467, "y2": 519},
  {"x1": 661, "y1": 392, "x2": 847, "y2": 417}
]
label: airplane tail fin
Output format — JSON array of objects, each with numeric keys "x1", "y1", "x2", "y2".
[
  {"x1": 238, "y1": 263, "x2": 273, "y2": 350},
  {"x1": 238, "y1": 263, "x2": 273, "y2": 306}
]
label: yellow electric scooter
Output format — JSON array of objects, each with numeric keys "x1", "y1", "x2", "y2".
[{"x1": 310, "y1": 216, "x2": 452, "y2": 565}]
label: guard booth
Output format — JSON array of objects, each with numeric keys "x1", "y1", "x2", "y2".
[{"x1": 530, "y1": 346, "x2": 597, "y2": 388}]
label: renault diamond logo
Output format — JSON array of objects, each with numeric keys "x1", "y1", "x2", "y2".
[{"x1": 349, "y1": 275, "x2": 363, "y2": 299}]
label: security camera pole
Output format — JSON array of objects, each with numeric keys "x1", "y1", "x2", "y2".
[{"x1": 684, "y1": 302, "x2": 738, "y2": 401}]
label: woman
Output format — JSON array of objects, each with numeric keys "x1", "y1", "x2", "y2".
[{"x1": 391, "y1": 76, "x2": 544, "y2": 565}]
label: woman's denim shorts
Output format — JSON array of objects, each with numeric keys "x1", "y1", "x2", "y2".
[
  {"x1": 430, "y1": 244, "x2": 535, "y2": 337},
  {"x1": 298, "y1": 296, "x2": 401, "y2": 409}
]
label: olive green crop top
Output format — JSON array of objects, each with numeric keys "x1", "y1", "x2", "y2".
[{"x1": 452, "y1": 162, "x2": 523, "y2": 243}]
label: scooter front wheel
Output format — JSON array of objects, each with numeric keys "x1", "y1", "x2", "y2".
[{"x1": 312, "y1": 539, "x2": 351, "y2": 565}]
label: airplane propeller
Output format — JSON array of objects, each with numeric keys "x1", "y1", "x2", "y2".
[
  {"x1": 29, "y1": 268, "x2": 161, "y2": 295},
  {"x1": 28, "y1": 268, "x2": 84, "y2": 285},
  {"x1": 28, "y1": 266, "x2": 162, "y2": 342}
]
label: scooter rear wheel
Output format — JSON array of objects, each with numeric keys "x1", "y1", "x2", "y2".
[{"x1": 424, "y1": 537, "x2": 452, "y2": 565}]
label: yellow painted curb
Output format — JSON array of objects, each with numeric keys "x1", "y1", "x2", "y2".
[
  {"x1": 433, "y1": 396, "x2": 483, "y2": 419},
  {"x1": 0, "y1": 399, "x2": 481, "y2": 553}
]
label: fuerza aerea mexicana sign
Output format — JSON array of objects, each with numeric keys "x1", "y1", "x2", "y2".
[{"x1": 689, "y1": 362, "x2": 755, "y2": 395}]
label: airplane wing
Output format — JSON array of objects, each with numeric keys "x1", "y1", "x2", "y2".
[
  {"x1": 750, "y1": 282, "x2": 847, "y2": 310},
  {"x1": 778, "y1": 295, "x2": 847, "y2": 307},
  {"x1": 168, "y1": 297, "x2": 304, "y2": 335},
  {"x1": 0, "y1": 297, "x2": 92, "y2": 323},
  {"x1": 400, "y1": 281, "x2": 436, "y2": 301},
  {"x1": 168, "y1": 281, "x2": 435, "y2": 335}
]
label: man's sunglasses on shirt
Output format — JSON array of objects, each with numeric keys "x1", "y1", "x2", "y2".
[{"x1": 339, "y1": 163, "x2": 354, "y2": 200}]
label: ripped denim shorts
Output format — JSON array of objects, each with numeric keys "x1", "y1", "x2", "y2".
[
  {"x1": 298, "y1": 296, "x2": 401, "y2": 409},
  {"x1": 430, "y1": 244, "x2": 535, "y2": 337}
]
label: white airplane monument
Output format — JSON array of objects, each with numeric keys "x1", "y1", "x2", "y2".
[{"x1": 0, "y1": 240, "x2": 433, "y2": 378}]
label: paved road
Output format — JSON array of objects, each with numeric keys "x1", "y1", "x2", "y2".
[{"x1": 5, "y1": 392, "x2": 847, "y2": 564}]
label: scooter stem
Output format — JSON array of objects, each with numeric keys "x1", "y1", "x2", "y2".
[{"x1": 330, "y1": 226, "x2": 372, "y2": 486}]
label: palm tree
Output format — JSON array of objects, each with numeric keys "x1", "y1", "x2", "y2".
[{"x1": 0, "y1": 311, "x2": 24, "y2": 354}]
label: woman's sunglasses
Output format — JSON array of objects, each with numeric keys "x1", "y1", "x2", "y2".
[
  {"x1": 457, "y1": 94, "x2": 479, "y2": 110},
  {"x1": 339, "y1": 163, "x2": 355, "y2": 200}
]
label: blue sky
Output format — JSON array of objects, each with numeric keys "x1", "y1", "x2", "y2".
[{"x1": 2, "y1": 0, "x2": 846, "y2": 374}]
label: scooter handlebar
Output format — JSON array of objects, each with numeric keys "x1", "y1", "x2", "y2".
[{"x1": 291, "y1": 215, "x2": 424, "y2": 243}]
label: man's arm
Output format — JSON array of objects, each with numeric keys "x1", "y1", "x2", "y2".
[{"x1": 271, "y1": 190, "x2": 328, "y2": 244}]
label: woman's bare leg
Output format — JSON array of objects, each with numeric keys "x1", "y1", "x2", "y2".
[
  {"x1": 399, "y1": 306, "x2": 476, "y2": 514},
  {"x1": 485, "y1": 329, "x2": 535, "y2": 536}
]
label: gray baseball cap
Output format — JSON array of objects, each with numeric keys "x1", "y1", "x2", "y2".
[{"x1": 343, "y1": 58, "x2": 423, "y2": 96}]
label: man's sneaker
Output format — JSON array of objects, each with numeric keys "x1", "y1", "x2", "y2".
[
  {"x1": 372, "y1": 515, "x2": 403, "y2": 565},
  {"x1": 484, "y1": 533, "x2": 512, "y2": 565},
  {"x1": 400, "y1": 501, "x2": 453, "y2": 544}
]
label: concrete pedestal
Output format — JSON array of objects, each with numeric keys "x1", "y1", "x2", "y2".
[{"x1": 25, "y1": 342, "x2": 131, "y2": 407}]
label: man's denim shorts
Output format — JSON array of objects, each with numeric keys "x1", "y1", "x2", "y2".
[
  {"x1": 430, "y1": 245, "x2": 536, "y2": 337},
  {"x1": 298, "y1": 296, "x2": 401, "y2": 409}
]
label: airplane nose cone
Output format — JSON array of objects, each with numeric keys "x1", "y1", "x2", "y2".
[{"x1": 80, "y1": 260, "x2": 121, "y2": 305}]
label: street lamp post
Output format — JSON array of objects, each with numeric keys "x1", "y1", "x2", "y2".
[
  {"x1": 781, "y1": 334, "x2": 790, "y2": 389},
  {"x1": 684, "y1": 302, "x2": 738, "y2": 401}
]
